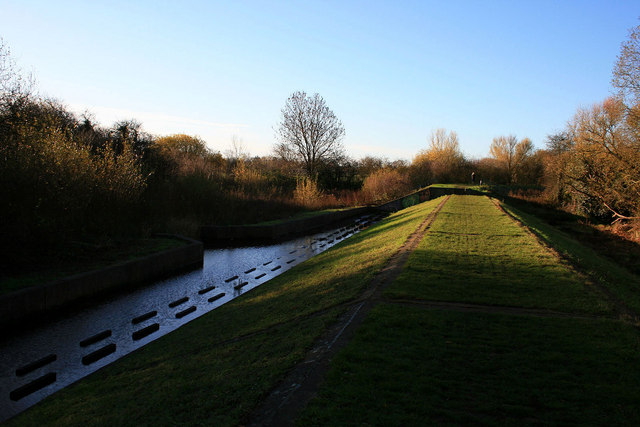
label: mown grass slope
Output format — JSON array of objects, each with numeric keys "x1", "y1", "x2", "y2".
[
  {"x1": 300, "y1": 195, "x2": 640, "y2": 425},
  {"x1": 385, "y1": 195, "x2": 612, "y2": 314},
  {"x1": 299, "y1": 305, "x2": 640, "y2": 426}
]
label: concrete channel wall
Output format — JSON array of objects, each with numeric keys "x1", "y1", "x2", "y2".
[
  {"x1": 376, "y1": 185, "x2": 477, "y2": 212},
  {"x1": 200, "y1": 206, "x2": 373, "y2": 245},
  {"x1": 0, "y1": 236, "x2": 203, "y2": 328}
]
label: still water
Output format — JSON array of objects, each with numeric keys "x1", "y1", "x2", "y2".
[{"x1": 0, "y1": 214, "x2": 382, "y2": 421}]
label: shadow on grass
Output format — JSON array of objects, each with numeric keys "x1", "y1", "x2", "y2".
[
  {"x1": 386, "y1": 246, "x2": 613, "y2": 315},
  {"x1": 299, "y1": 304, "x2": 640, "y2": 426}
]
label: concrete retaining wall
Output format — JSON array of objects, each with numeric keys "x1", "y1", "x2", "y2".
[
  {"x1": 200, "y1": 206, "x2": 373, "y2": 245},
  {"x1": 376, "y1": 186, "x2": 477, "y2": 212},
  {"x1": 0, "y1": 235, "x2": 203, "y2": 328}
]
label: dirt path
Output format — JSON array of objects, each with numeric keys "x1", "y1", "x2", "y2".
[{"x1": 246, "y1": 196, "x2": 451, "y2": 427}]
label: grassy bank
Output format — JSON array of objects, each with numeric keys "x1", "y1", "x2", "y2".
[
  {"x1": 300, "y1": 305, "x2": 640, "y2": 425},
  {"x1": 386, "y1": 195, "x2": 612, "y2": 314},
  {"x1": 253, "y1": 207, "x2": 350, "y2": 226},
  {"x1": 499, "y1": 200, "x2": 640, "y2": 316},
  {"x1": 299, "y1": 195, "x2": 639, "y2": 425},
  {"x1": 11, "y1": 194, "x2": 640, "y2": 425},
  {"x1": 8, "y1": 197, "x2": 445, "y2": 426}
]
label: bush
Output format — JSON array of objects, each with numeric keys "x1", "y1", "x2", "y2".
[
  {"x1": 361, "y1": 169, "x2": 411, "y2": 204},
  {"x1": 293, "y1": 177, "x2": 324, "y2": 209},
  {"x1": 0, "y1": 98, "x2": 147, "y2": 268}
]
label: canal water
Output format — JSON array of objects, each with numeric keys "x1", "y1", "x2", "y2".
[{"x1": 0, "y1": 214, "x2": 383, "y2": 421}]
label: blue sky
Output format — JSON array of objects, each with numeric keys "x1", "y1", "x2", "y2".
[{"x1": 1, "y1": 1, "x2": 638, "y2": 160}]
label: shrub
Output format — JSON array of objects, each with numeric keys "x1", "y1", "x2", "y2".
[
  {"x1": 293, "y1": 177, "x2": 324, "y2": 209},
  {"x1": 361, "y1": 169, "x2": 411, "y2": 204}
]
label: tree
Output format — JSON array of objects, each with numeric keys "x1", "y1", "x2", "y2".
[
  {"x1": 275, "y1": 91, "x2": 345, "y2": 176},
  {"x1": 489, "y1": 135, "x2": 533, "y2": 183},
  {"x1": 156, "y1": 133, "x2": 210, "y2": 157},
  {"x1": 566, "y1": 98, "x2": 640, "y2": 221},
  {"x1": 412, "y1": 128, "x2": 465, "y2": 184},
  {"x1": 154, "y1": 134, "x2": 222, "y2": 176},
  {"x1": 225, "y1": 134, "x2": 250, "y2": 162},
  {"x1": 612, "y1": 23, "x2": 640, "y2": 103},
  {"x1": 361, "y1": 168, "x2": 411, "y2": 204},
  {"x1": 109, "y1": 119, "x2": 153, "y2": 158},
  {"x1": 541, "y1": 131, "x2": 574, "y2": 203},
  {"x1": 0, "y1": 38, "x2": 34, "y2": 102}
]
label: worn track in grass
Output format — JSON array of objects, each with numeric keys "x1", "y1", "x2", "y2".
[
  {"x1": 246, "y1": 196, "x2": 451, "y2": 427},
  {"x1": 248, "y1": 194, "x2": 639, "y2": 426}
]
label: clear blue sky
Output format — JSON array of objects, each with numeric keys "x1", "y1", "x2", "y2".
[{"x1": 1, "y1": 0, "x2": 638, "y2": 160}]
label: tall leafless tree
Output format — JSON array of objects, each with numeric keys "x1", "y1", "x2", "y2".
[
  {"x1": 275, "y1": 91, "x2": 345, "y2": 176},
  {"x1": 612, "y1": 23, "x2": 640, "y2": 103},
  {"x1": 489, "y1": 135, "x2": 533, "y2": 183}
]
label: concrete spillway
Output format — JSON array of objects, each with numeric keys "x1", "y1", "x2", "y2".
[{"x1": 0, "y1": 214, "x2": 383, "y2": 422}]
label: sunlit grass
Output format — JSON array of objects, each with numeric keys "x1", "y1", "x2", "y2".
[
  {"x1": 385, "y1": 195, "x2": 612, "y2": 314},
  {"x1": 499, "y1": 200, "x2": 640, "y2": 315},
  {"x1": 299, "y1": 195, "x2": 638, "y2": 425}
]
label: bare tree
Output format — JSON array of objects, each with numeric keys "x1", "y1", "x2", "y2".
[
  {"x1": 412, "y1": 128, "x2": 465, "y2": 184},
  {"x1": 0, "y1": 38, "x2": 34, "y2": 100},
  {"x1": 612, "y1": 23, "x2": 640, "y2": 103},
  {"x1": 489, "y1": 135, "x2": 533, "y2": 183},
  {"x1": 275, "y1": 91, "x2": 345, "y2": 176},
  {"x1": 225, "y1": 134, "x2": 249, "y2": 162}
]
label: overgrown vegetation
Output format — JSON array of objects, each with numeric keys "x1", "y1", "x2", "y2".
[{"x1": 0, "y1": 42, "x2": 411, "y2": 276}]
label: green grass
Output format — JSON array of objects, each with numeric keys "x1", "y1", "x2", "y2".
[
  {"x1": 9, "y1": 197, "x2": 446, "y2": 426},
  {"x1": 300, "y1": 194, "x2": 639, "y2": 425},
  {"x1": 385, "y1": 195, "x2": 612, "y2": 314},
  {"x1": 299, "y1": 304, "x2": 640, "y2": 426},
  {"x1": 0, "y1": 237, "x2": 187, "y2": 296},
  {"x1": 499, "y1": 200, "x2": 640, "y2": 316},
  {"x1": 429, "y1": 183, "x2": 471, "y2": 188}
]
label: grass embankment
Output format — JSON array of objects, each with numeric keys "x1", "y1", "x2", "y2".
[
  {"x1": 0, "y1": 237, "x2": 187, "y2": 296},
  {"x1": 499, "y1": 201, "x2": 640, "y2": 315},
  {"x1": 9, "y1": 198, "x2": 445, "y2": 426},
  {"x1": 386, "y1": 195, "x2": 612, "y2": 314},
  {"x1": 299, "y1": 195, "x2": 640, "y2": 425},
  {"x1": 429, "y1": 183, "x2": 473, "y2": 189},
  {"x1": 300, "y1": 306, "x2": 640, "y2": 425}
]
